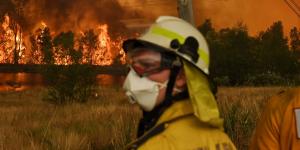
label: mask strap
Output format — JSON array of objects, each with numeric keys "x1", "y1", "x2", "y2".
[
  {"x1": 164, "y1": 65, "x2": 181, "y2": 106},
  {"x1": 157, "y1": 80, "x2": 182, "y2": 92},
  {"x1": 136, "y1": 65, "x2": 181, "y2": 137}
]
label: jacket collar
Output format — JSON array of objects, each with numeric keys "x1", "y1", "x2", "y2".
[{"x1": 156, "y1": 99, "x2": 194, "y2": 125}]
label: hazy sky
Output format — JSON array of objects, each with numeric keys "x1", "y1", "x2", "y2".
[
  {"x1": 14, "y1": 0, "x2": 300, "y2": 36},
  {"x1": 118, "y1": 0, "x2": 300, "y2": 35}
]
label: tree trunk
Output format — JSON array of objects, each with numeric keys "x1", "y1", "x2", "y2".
[{"x1": 13, "y1": 22, "x2": 19, "y2": 64}]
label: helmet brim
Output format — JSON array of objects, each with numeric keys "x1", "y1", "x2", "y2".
[{"x1": 122, "y1": 39, "x2": 171, "y2": 54}]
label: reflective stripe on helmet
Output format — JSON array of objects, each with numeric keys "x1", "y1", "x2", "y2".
[{"x1": 150, "y1": 25, "x2": 209, "y2": 67}]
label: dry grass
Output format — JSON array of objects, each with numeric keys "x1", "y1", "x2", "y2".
[
  {"x1": 0, "y1": 86, "x2": 141, "y2": 150},
  {"x1": 217, "y1": 86, "x2": 292, "y2": 149},
  {"x1": 0, "y1": 86, "x2": 294, "y2": 149}
]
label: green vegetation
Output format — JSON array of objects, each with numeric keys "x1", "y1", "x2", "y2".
[
  {"x1": 199, "y1": 20, "x2": 300, "y2": 86},
  {"x1": 36, "y1": 30, "x2": 98, "y2": 105},
  {"x1": 42, "y1": 65, "x2": 97, "y2": 105}
]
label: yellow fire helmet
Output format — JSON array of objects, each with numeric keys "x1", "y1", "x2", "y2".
[{"x1": 123, "y1": 16, "x2": 223, "y2": 128}]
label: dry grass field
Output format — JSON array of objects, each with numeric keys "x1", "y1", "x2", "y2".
[
  {"x1": 0, "y1": 86, "x2": 293, "y2": 150},
  {"x1": 0, "y1": 86, "x2": 141, "y2": 150},
  {"x1": 217, "y1": 87, "x2": 290, "y2": 149}
]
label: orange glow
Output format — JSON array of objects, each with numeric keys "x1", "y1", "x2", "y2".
[
  {"x1": 1, "y1": 14, "x2": 13, "y2": 63},
  {"x1": 93, "y1": 24, "x2": 113, "y2": 65},
  {"x1": 0, "y1": 15, "x2": 127, "y2": 66},
  {"x1": 2, "y1": 15, "x2": 9, "y2": 30},
  {"x1": 41, "y1": 21, "x2": 47, "y2": 29},
  {"x1": 0, "y1": 14, "x2": 26, "y2": 64}
]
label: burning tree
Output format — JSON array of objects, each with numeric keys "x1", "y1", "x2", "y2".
[
  {"x1": 53, "y1": 31, "x2": 81, "y2": 65},
  {"x1": 0, "y1": 14, "x2": 127, "y2": 65},
  {"x1": 0, "y1": 0, "x2": 132, "y2": 104},
  {"x1": 39, "y1": 26, "x2": 54, "y2": 64},
  {"x1": 93, "y1": 24, "x2": 113, "y2": 65},
  {"x1": 79, "y1": 29, "x2": 97, "y2": 64},
  {"x1": 0, "y1": 16, "x2": 129, "y2": 104},
  {"x1": 0, "y1": 14, "x2": 26, "y2": 64},
  {"x1": 42, "y1": 30, "x2": 97, "y2": 105}
]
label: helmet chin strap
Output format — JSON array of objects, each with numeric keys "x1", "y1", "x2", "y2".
[
  {"x1": 163, "y1": 66, "x2": 181, "y2": 106},
  {"x1": 137, "y1": 65, "x2": 181, "y2": 137}
]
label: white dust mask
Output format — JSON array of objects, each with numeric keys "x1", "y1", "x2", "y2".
[{"x1": 123, "y1": 70, "x2": 167, "y2": 111}]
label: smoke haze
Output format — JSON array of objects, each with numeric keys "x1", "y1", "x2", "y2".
[
  {"x1": 1, "y1": 0, "x2": 299, "y2": 35},
  {"x1": 119, "y1": 0, "x2": 299, "y2": 35},
  {"x1": 23, "y1": 0, "x2": 128, "y2": 35}
]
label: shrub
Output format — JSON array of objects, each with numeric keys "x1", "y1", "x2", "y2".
[
  {"x1": 213, "y1": 76, "x2": 231, "y2": 86},
  {"x1": 244, "y1": 72, "x2": 287, "y2": 86},
  {"x1": 43, "y1": 65, "x2": 97, "y2": 105}
]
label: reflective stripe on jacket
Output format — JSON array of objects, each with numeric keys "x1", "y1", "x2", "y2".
[
  {"x1": 126, "y1": 100, "x2": 236, "y2": 150},
  {"x1": 250, "y1": 88, "x2": 300, "y2": 150}
]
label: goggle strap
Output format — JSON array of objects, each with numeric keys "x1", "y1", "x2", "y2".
[
  {"x1": 172, "y1": 57, "x2": 182, "y2": 67},
  {"x1": 160, "y1": 53, "x2": 182, "y2": 68}
]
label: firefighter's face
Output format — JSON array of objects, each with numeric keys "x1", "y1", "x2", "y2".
[{"x1": 127, "y1": 48, "x2": 186, "y2": 106}]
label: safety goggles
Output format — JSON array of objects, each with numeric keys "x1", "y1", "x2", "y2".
[{"x1": 127, "y1": 48, "x2": 176, "y2": 77}]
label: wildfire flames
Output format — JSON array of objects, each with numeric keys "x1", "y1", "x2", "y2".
[
  {"x1": 0, "y1": 14, "x2": 26, "y2": 64},
  {"x1": 0, "y1": 14, "x2": 127, "y2": 66}
]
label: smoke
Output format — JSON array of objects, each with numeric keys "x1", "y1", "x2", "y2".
[
  {"x1": 194, "y1": 0, "x2": 299, "y2": 35},
  {"x1": 118, "y1": 0, "x2": 177, "y2": 19},
  {"x1": 118, "y1": 0, "x2": 299, "y2": 35},
  {"x1": 0, "y1": 0, "x2": 15, "y2": 21},
  {"x1": 1, "y1": 0, "x2": 299, "y2": 36},
  {"x1": 22, "y1": 0, "x2": 131, "y2": 36},
  {"x1": 2, "y1": 0, "x2": 163, "y2": 35}
]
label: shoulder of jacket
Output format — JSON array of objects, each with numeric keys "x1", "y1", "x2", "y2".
[
  {"x1": 138, "y1": 115, "x2": 237, "y2": 150},
  {"x1": 276, "y1": 88, "x2": 300, "y2": 96},
  {"x1": 164, "y1": 115, "x2": 235, "y2": 142},
  {"x1": 140, "y1": 125, "x2": 236, "y2": 150},
  {"x1": 265, "y1": 88, "x2": 300, "y2": 112},
  {"x1": 277, "y1": 90, "x2": 285, "y2": 95},
  {"x1": 273, "y1": 88, "x2": 300, "y2": 101}
]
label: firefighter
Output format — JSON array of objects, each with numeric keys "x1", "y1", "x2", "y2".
[
  {"x1": 122, "y1": 16, "x2": 236, "y2": 150},
  {"x1": 250, "y1": 88, "x2": 300, "y2": 150}
]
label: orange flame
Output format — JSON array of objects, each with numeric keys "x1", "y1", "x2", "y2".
[
  {"x1": 41, "y1": 21, "x2": 47, "y2": 29},
  {"x1": 2, "y1": 15, "x2": 9, "y2": 30},
  {"x1": 93, "y1": 24, "x2": 113, "y2": 65},
  {"x1": 0, "y1": 14, "x2": 13, "y2": 63},
  {"x1": 0, "y1": 15, "x2": 127, "y2": 66},
  {"x1": 0, "y1": 14, "x2": 26, "y2": 64}
]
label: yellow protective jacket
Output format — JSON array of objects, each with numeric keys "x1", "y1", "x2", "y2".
[
  {"x1": 250, "y1": 88, "x2": 300, "y2": 150},
  {"x1": 126, "y1": 100, "x2": 236, "y2": 150}
]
